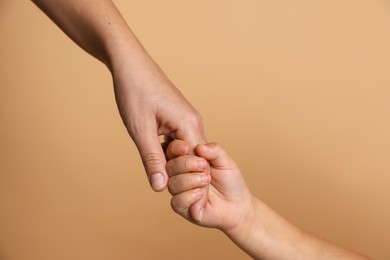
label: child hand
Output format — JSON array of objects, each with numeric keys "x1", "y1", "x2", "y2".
[{"x1": 165, "y1": 140, "x2": 253, "y2": 233}]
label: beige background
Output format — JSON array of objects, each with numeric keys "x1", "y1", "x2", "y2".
[{"x1": 1, "y1": 0, "x2": 389, "y2": 259}]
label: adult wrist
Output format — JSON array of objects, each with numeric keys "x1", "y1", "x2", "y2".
[{"x1": 103, "y1": 28, "x2": 155, "y2": 76}]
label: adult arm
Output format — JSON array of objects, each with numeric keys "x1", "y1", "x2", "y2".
[{"x1": 31, "y1": 0, "x2": 206, "y2": 191}]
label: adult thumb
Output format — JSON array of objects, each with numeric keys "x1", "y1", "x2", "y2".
[{"x1": 133, "y1": 127, "x2": 168, "y2": 192}]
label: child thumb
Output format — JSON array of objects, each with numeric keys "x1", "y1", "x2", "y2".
[{"x1": 195, "y1": 142, "x2": 236, "y2": 169}]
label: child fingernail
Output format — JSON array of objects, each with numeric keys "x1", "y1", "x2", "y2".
[
  {"x1": 199, "y1": 208, "x2": 205, "y2": 222},
  {"x1": 179, "y1": 144, "x2": 187, "y2": 154},
  {"x1": 200, "y1": 174, "x2": 210, "y2": 185},
  {"x1": 194, "y1": 189, "x2": 203, "y2": 199},
  {"x1": 197, "y1": 159, "x2": 206, "y2": 169},
  {"x1": 202, "y1": 144, "x2": 210, "y2": 153}
]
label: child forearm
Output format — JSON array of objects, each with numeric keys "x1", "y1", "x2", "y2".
[{"x1": 225, "y1": 196, "x2": 370, "y2": 260}]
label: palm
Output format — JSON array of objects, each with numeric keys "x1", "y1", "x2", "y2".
[{"x1": 197, "y1": 165, "x2": 250, "y2": 231}]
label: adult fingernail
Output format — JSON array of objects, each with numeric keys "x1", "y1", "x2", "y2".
[{"x1": 150, "y1": 173, "x2": 165, "y2": 191}]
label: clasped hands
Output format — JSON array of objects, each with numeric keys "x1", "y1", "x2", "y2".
[{"x1": 163, "y1": 139, "x2": 253, "y2": 234}]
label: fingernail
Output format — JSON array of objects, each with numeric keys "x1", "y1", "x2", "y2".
[
  {"x1": 194, "y1": 189, "x2": 203, "y2": 199},
  {"x1": 150, "y1": 173, "x2": 165, "y2": 191},
  {"x1": 201, "y1": 144, "x2": 210, "y2": 153},
  {"x1": 200, "y1": 174, "x2": 210, "y2": 185},
  {"x1": 199, "y1": 208, "x2": 205, "y2": 222},
  {"x1": 197, "y1": 159, "x2": 206, "y2": 170},
  {"x1": 179, "y1": 144, "x2": 188, "y2": 154}
]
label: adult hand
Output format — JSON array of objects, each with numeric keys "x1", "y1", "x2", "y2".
[
  {"x1": 32, "y1": 0, "x2": 206, "y2": 191},
  {"x1": 112, "y1": 57, "x2": 206, "y2": 191}
]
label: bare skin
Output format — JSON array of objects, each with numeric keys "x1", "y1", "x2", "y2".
[
  {"x1": 31, "y1": 1, "x2": 207, "y2": 199},
  {"x1": 166, "y1": 140, "x2": 371, "y2": 260}
]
